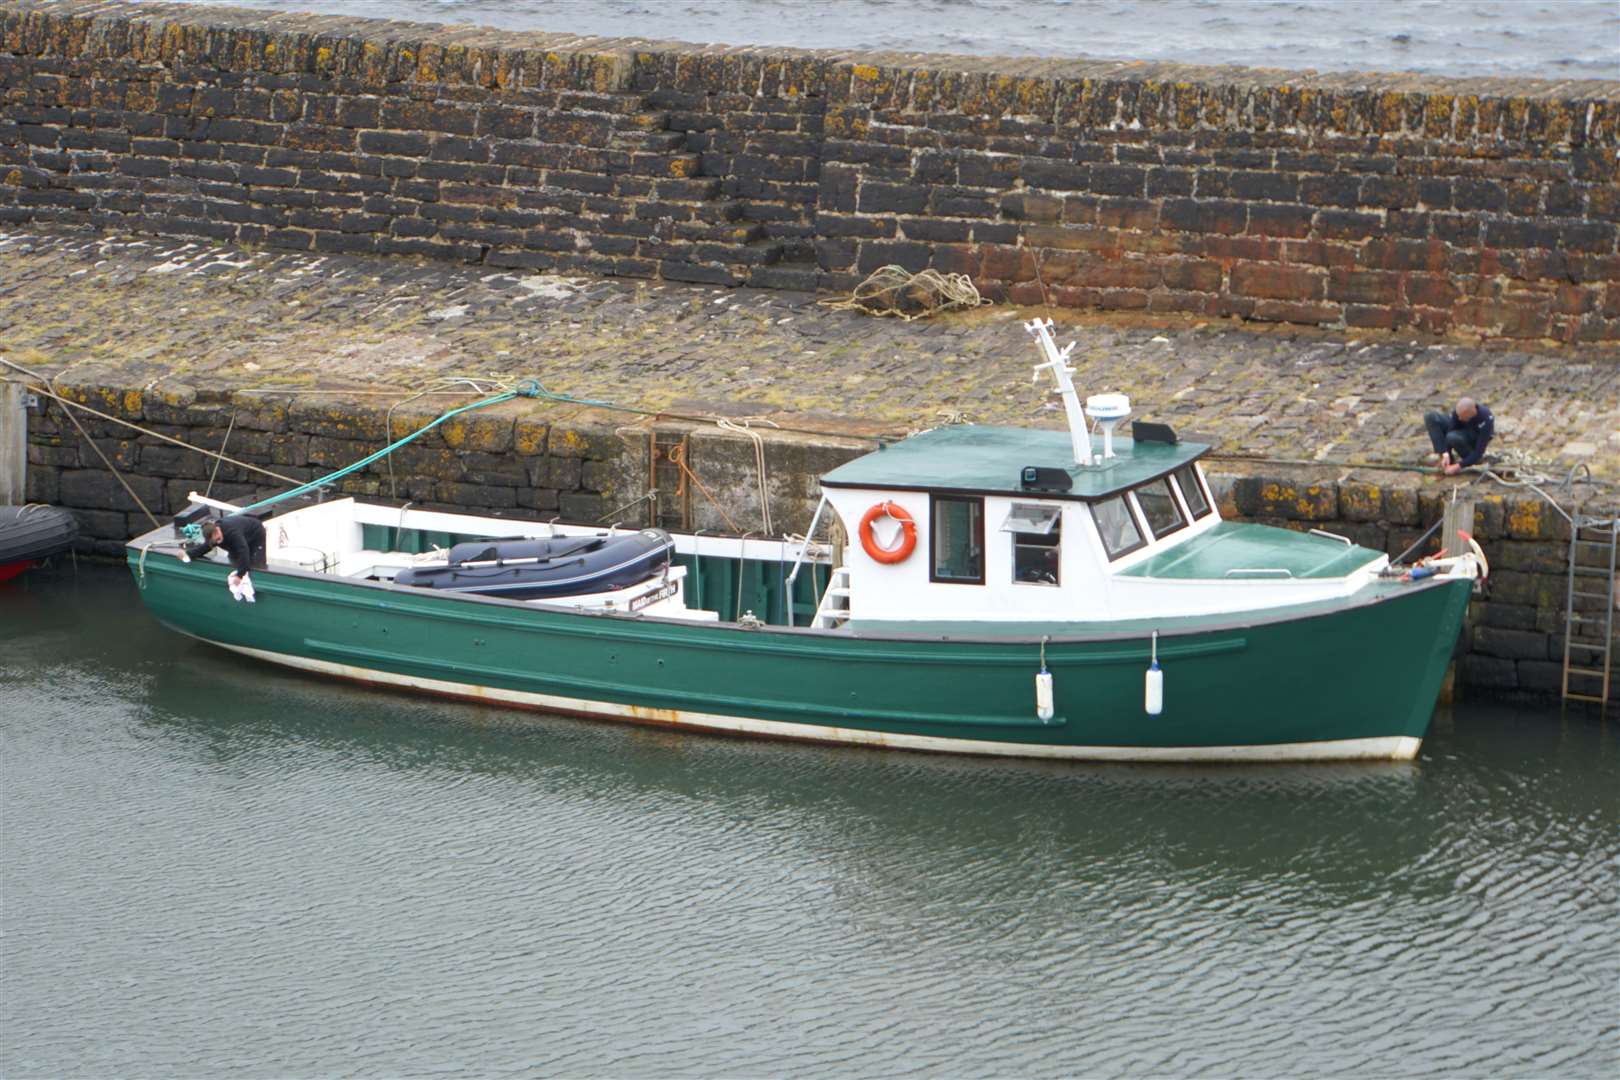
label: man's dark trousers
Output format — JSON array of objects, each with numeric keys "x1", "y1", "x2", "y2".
[{"x1": 1425, "y1": 411, "x2": 1475, "y2": 464}]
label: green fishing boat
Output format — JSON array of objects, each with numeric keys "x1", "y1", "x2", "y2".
[{"x1": 126, "y1": 321, "x2": 1482, "y2": 762}]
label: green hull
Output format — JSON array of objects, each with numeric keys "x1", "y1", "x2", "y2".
[{"x1": 126, "y1": 547, "x2": 1472, "y2": 761}]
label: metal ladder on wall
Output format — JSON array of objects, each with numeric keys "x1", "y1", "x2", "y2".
[{"x1": 1562, "y1": 515, "x2": 1618, "y2": 710}]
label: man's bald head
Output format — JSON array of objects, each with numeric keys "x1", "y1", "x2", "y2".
[{"x1": 1456, "y1": 397, "x2": 1477, "y2": 421}]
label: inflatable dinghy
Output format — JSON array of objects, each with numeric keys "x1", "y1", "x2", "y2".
[
  {"x1": 393, "y1": 529, "x2": 674, "y2": 600},
  {"x1": 0, "y1": 504, "x2": 78, "y2": 583}
]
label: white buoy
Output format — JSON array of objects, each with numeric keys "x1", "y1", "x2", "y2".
[
  {"x1": 1035, "y1": 635, "x2": 1054, "y2": 722},
  {"x1": 1145, "y1": 630, "x2": 1164, "y2": 716}
]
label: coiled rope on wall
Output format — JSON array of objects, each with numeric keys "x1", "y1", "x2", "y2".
[{"x1": 818, "y1": 265, "x2": 990, "y2": 321}]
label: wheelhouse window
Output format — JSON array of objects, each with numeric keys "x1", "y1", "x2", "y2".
[
  {"x1": 931, "y1": 495, "x2": 984, "y2": 584},
  {"x1": 1173, "y1": 464, "x2": 1212, "y2": 520},
  {"x1": 1092, "y1": 496, "x2": 1147, "y2": 561},
  {"x1": 1002, "y1": 503, "x2": 1061, "y2": 586},
  {"x1": 1134, "y1": 477, "x2": 1187, "y2": 539}
]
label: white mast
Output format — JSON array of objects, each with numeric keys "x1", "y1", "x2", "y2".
[{"x1": 1025, "y1": 317, "x2": 1092, "y2": 467}]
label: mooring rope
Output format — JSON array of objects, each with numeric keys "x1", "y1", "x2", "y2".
[
  {"x1": 47, "y1": 370, "x2": 161, "y2": 530},
  {"x1": 241, "y1": 380, "x2": 541, "y2": 514},
  {"x1": 716, "y1": 417, "x2": 775, "y2": 536},
  {"x1": 204, "y1": 410, "x2": 237, "y2": 499}
]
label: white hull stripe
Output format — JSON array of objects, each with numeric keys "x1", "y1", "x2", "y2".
[{"x1": 212, "y1": 642, "x2": 1422, "y2": 763}]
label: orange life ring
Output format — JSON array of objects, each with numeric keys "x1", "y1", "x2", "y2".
[{"x1": 860, "y1": 501, "x2": 916, "y2": 564}]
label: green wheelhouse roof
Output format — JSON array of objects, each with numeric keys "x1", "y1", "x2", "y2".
[{"x1": 820, "y1": 424, "x2": 1210, "y2": 501}]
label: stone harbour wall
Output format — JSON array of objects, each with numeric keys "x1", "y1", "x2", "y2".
[
  {"x1": 2, "y1": 0, "x2": 1618, "y2": 342},
  {"x1": 16, "y1": 379, "x2": 1616, "y2": 704}
]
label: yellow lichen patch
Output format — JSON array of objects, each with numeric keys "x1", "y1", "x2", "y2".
[
  {"x1": 1503, "y1": 97, "x2": 1530, "y2": 136},
  {"x1": 1422, "y1": 93, "x2": 1454, "y2": 138},
  {"x1": 1375, "y1": 91, "x2": 1406, "y2": 133},
  {"x1": 3, "y1": 170, "x2": 21, "y2": 187},
  {"x1": 554, "y1": 429, "x2": 588, "y2": 455},
  {"x1": 667, "y1": 156, "x2": 695, "y2": 178},
  {"x1": 852, "y1": 64, "x2": 879, "y2": 83},
  {"x1": 122, "y1": 389, "x2": 143, "y2": 415},
  {"x1": 438, "y1": 417, "x2": 469, "y2": 449},
  {"x1": 1507, "y1": 499, "x2": 1544, "y2": 539},
  {"x1": 315, "y1": 45, "x2": 332, "y2": 69},
  {"x1": 1339, "y1": 481, "x2": 1381, "y2": 521},
  {"x1": 513, "y1": 419, "x2": 548, "y2": 455}
]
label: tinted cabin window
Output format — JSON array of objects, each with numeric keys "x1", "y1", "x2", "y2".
[
  {"x1": 931, "y1": 496, "x2": 984, "y2": 584},
  {"x1": 1134, "y1": 477, "x2": 1186, "y2": 539},
  {"x1": 1092, "y1": 496, "x2": 1146, "y2": 561},
  {"x1": 1173, "y1": 464, "x2": 1212, "y2": 519},
  {"x1": 1003, "y1": 503, "x2": 1061, "y2": 586}
]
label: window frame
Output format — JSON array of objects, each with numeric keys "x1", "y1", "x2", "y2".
[
  {"x1": 1006, "y1": 503, "x2": 1062, "y2": 587},
  {"x1": 1090, "y1": 494, "x2": 1149, "y2": 562},
  {"x1": 1132, "y1": 476, "x2": 1188, "y2": 540},
  {"x1": 929, "y1": 494, "x2": 986, "y2": 585},
  {"x1": 1171, "y1": 463, "x2": 1213, "y2": 521}
]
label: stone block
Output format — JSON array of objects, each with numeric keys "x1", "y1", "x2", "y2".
[
  {"x1": 1515, "y1": 660, "x2": 1565, "y2": 694},
  {"x1": 1473, "y1": 626, "x2": 1549, "y2": 662},
  {"x1": 515, "y1": 486, "x2": 562, "y2": 512},
  {"x1": 139, "y1": 443, "x2": 212, "y2": 480},
  {"x1": 547, "y1": 424, "x2": 624, "y2": 461},
  {"x1": 1230, "y1": 261, "x2": 1324, "y2": 301},
  {"x1": 69, "y1": 506, "x2": 130, "y2": 541},
  {"x1": 57, "y1": 468, "x2": 165, "y2": 513},
  {"x1": 456, "y1": 452, "x2": 530, "y2": 488},
  {"x1": 25, "y1": 465, "x2": 59, "y2": 504},
  {"x1": 1483, "y1": 603, "x2": 1538, "y2": 631},
  {"x1": 531, "y1": 456, "x2": 582, "y2": 490},
  {"x1": 306, "y1": 436, "x2": 374, "y2": 468},
  {"x1": 1487, "y1": 569, "x2": 1563, "y2": 609},
  {"x1": 580, "y1": 459, "x2": 621, "y2": 494},
  {"x1": 1338, "y1": 480, "x2": 1382, "y2": 522},
  {"x1": 438, "y1": 413, "x2": 513, "y2": 453},
  {"x1": 1233, "y1": 476, "x2": 1338, "y2": 521},
  {"x1": 513, "y1": 417, "x2": 550, "y2": 455},
  {"x1": 1460, "y1": 654, "x2": 1518, "y2": 691},
  {"x1": 290, "y1": 401, "x2": 391, "y2": 441},
  {"x1": 558, "y1": 490, "x2": 605, "y2": 522},
  {"x1": 437, "y1": 481, "x2": 517, "y2": 509}
]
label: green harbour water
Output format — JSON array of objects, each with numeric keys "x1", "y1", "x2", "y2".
[{"x1": 2, "y1": 565, "x2": 1616, "y2": 1078}]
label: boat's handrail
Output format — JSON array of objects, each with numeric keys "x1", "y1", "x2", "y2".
[
  {"x1": 783, "y1": 494, "x2": 830, "y2": 627},
  {"x1": 1224, "y1": 567, "x2": 1295, "y2": 578},
  {"x1": 1308, "y1": 528, "x2": 1354, "y2": 546}
]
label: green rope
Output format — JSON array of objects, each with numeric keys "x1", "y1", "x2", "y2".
[
  {"x1": 528, "y1": 379, "x2": 621, "y2": 411},
  {"x1": 243, "y1": 383, "x2": 538, "y2": 513}
]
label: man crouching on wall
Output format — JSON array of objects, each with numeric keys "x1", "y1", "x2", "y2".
[
  {"x1": 1424, "y1": 397, "x2": 1495, "y2": 476},
  {"x1": 180, "y1": 513, "x2": 267, "y2": 602}
]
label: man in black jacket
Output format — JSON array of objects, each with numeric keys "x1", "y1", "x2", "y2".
[
  {"x1": 1424, "y1": 398, "x2": 1495, "y2": 476},
  {"x1": 181, "y1": 513, "x2": 266, "y2": 600}
]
